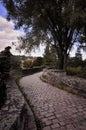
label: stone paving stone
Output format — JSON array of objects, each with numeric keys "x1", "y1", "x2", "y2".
[
  {"x1": 51, "y1": 123, "x2": 60, "y2": 129},
  {"x1": 48, "y1": 116, "x2": 56, "y2": 120},
  {"x1": 59, "y1": 126, "x2": 68, "y2": 130},
  {"x1": 20, "y1": 72, "x2": 86, "y2": 130},
  {"x1": 66, "y1": 124, "x2": 75, "y2": 130},
  {"x1": 45, "y1": 120, "x2": 52, "y2": 125},
  {"x1": 59, "y1": 121, "x2": 66, "y2": 126},
  {"x1": 52, "y1": 119, "x2": 59, "y2": 123},
  {"x1": 42, "y1": 126, "x2": 51, "y2": 130}
]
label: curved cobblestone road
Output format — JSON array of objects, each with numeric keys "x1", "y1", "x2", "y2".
[{"x1": 20, "y1": 72, "x2": 86, "y2": 130}]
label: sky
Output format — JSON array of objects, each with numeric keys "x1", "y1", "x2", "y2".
[
  {"x1": 0, "y1": 2, "x2": 44, "y2": 56},
  {"x1": 0, "y1": 2, "x2": 22, "y2": 55},
  {"x1": 0, "y1": 2, "x2": 86, "y2": 59}
]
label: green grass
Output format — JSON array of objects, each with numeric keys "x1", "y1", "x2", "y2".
[
  {"x1": 67, "y1": 66, "x2": 86, "y2": 79},
  {"x1": 41, "y1": 74, "x2": 75, "y2": 95},
  {"x1": 55, "y1": 83, "x2": 75, "y2": 94}
]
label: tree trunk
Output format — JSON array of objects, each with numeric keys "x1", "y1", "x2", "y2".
[
  {"x1": 57, "y1": 48, "x2": 68, "y2": 71},
  {"x1": 58, "y1": 53, "x2": 64, "y2": 70},
  {"x1": 63, "y1": 52, "x2": 68, "y2": 71}
]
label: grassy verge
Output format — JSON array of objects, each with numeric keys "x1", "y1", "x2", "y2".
[
  {"x1": 40, "y1": 75, "x2": 75, "y2": 95},
  {"x1": 55, "y1": 83, "x2": 75, "y2": 94}
]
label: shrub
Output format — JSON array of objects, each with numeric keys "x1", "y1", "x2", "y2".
[
  {"x1": 0, "y1": 76, "x2": 6, "y2": 109},
  {"x1": 0, "y1": 46, "x2": 12, "y2": 108},
  {"x1": 23, "y1": 60, "x2": 32, "y2": 69},
  {"x1": 67, "y1": 66, "x2": 82, "y2": 76},
  {"x1": 32, "y1": 57, "x2": 43, "y2": 67},
  {"x1": 11, "y1": 56, "x2": 21, "y2": 70},
  {"x1": 22, "y1": 66, "x2": 43, "y2": 75}
]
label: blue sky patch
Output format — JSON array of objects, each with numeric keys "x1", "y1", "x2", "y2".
[{"x1": 0, "y1": 2, "x2": 7, "y2": 18}]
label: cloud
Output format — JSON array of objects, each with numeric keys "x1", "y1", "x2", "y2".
[
  {"x1": 0, "y1": 16, "x2": 44, "y2": 56},
  {"x1": 0, "y1": 16, "x2": 22, "y2": 54},
  {"x1": 0, "y1": 16, "x2": 13, "y2": 29}
]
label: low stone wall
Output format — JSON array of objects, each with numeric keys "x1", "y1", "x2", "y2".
[
  {"x1": 42, "y1": 69, "x2": 86, "y2": 98},
  {"x1": 0, "y1": 77, "x2": 36, "y2": 130}
]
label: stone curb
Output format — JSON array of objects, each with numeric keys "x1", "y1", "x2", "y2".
[{"x1": 0, "y1": 77, "x2": 37, "y2": 130}]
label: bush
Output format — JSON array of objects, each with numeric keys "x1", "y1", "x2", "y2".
[
  {"x1": 0, "y1": 77, "x2": 6, "y2": 109},
  {"x1": 67, "y1": 66, "x2": 82, "y2": 76},
  {"x1": 32, "y1": 57, "x2": 43, "y2": 67},
  {"x1": 22, "y1": 66, "x2": 43, "y2": 75},
  {"x1": 11, "y1": 56, "x2": 21, "y2": 70},
  {"x1": 23, "y1": 60, "x2": 32, "y2": 69},
  {"x1": 0, "y1": 47, "x2": 12, "y2": 109},
  {"x1": 68, "y1": 57, "x2": 83, "y2": 67},
  {"x1": 0, "y1": 56, "x2": 11, "y2": 74}
]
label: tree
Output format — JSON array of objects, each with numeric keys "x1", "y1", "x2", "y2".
[
  {"x1": 43, "y1": 44, "x2": 58, "y2": 67},
  {"x1": 23, "y1": 60, "x2": 32, "y2": 69},
  {"x1": 0, "y1": 46, "x2": 12, "y2": 76},
  {"x1": 75, "y1": 47, "x2": 82, "y2": 60},
  {"x1": 0, "y1": 74, "x2": 6, "y2": 109},
  {"x1": 68, "y1": 47, "x2": 82, "y2": 67},
  {"x1": 0, "y1": 46, "x2": 12, "y2": 108},
  {"x1": 43, "y1": 44, "x2": 51, "y2": 66},
  {"x1": 32, "y1": 57, "x2": 43, "y2": 67},
  {"x1": 2, "y1": 0, "x2": 86, "y2": 70},
  {"x1": 11, "y1": 55, "x2": 21, "y2": 70}
]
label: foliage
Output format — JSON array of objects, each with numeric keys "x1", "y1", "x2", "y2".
[
  {"x1": 43, "y1": 44, "x2": 58, "y2": 67},
  {"x1": 68, "y1": 57, "x2": 83, "y2": 67},
  {"x1": 67, "y1": 49, "x2": 86, "y2": 78},
  {"x1": 75, "y1": 47, "x2": 82, "y2": 60},
  {"x1": 22, "y1": 67, "x2": 43, "y2": 75},
  {"x1": 83, "y1": 59, "x2": 86, "y2": 67},
  {"x1": 11, "y1": 56, "x2": 21, "y2": 70},
  {"x1": 23, "y1": 60, "x2": 32, "y2": 69},
  {"x1": 23, "y1": 57, "x2": 43, "y2": 69},
  {"x1": 43, "y1": 44, "x2": 52, "y2": 66},
  {"x1": 67, "y1": 55, "x2": 86, "y2": 78},
  {"x1": 67, "y1": 66, "x2": 86, "y2": 79},
  {"x1": 0, "y1": 56, "x2": 11, "y2": 74},
  {"x1": 0, "y1": 75, "x2": 6, "y2": 109},
  {"x1": 0, "y1": 46, "x2": 12, "y2": 109},
  {"x1": 2, "y1": 0, "x2": 86, "y2": 70},
  {"x1": 68, "y1": 47, "x2": 83, "y2": 67},
  {"x1": 32, "y1": 57, "x2": 43, "y2": 67},
  {"x1": 0, "y1": 46, "x2": 12, "y2": 77},
  {"x1": 67, "y1": 66, "x2": 82, "y2": 75}
]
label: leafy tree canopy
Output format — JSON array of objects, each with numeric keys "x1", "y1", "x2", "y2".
[{"x1": 2, "y1": 0, "x2": 86, "y2": 70}]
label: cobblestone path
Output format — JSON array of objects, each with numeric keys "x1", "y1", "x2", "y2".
[{"x1": 20, "y1": 72, "x2": 86, "y2": 130}]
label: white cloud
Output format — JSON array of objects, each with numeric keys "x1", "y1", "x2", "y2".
[
  {"x1": 31, "y1": 44, "x2": 45, "y2": 57},
  {"x1": 0, "y1": 16, "x2": 13, "y2": 29},
  {"x1": 0, "y1": 16, "x2": 22, "y2": 53},
  {"x1": 0, "y1": 16, "x2": 45, "y2": 56}
]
